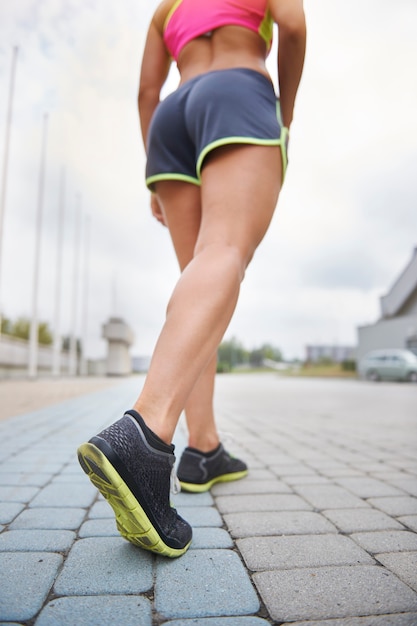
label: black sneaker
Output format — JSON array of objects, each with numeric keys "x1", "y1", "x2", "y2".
[
  {"x1": 77, "y1": 410, "x2": 192, "y2": 557},
  {"x1": 177, "y1": 443, "x2": 248, "y2": 493}
]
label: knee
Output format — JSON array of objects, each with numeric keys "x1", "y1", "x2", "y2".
[{"x1": 194, "y1": 242, "x2": 248, "y2": 282}]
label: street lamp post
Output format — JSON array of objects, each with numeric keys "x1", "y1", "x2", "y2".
[
  {"x1": 0, "y1": 46, "x2": 18, "y2": 336},
  {"x1": 28, "y1": 113, "x2": 48, "y2": 379}
]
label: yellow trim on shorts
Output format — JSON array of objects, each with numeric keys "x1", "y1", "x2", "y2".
[
  {"x1": 146, "y1": 129, "x2": 289, "y2": 191},
  {"x1": 196, "y1": 134, "x2": 289, "y2": 182},
  {"x1": 146, "y1": 172, "x2": 200, "y2": 190}
]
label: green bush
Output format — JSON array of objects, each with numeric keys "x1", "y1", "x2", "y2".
[{"x1": 342, "y1": 360, "x2": 356, "y2": 372}]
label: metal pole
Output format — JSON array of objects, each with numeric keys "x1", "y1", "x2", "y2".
[
  {"x1": 0, "y1": 45, "x2": 18, "y2": 336},
  {"x1": 28, "y1": 113, "x2": 48, "y2": 379},
  {"x1": 69, "y1": 194, "x2": 81, "y2": 376},
  {"x1": 79, "y1": 214, "x2": 90, "y2": 376},
  {"x1": 52, "y1": 167, "x2": 65, "y2": 376}
]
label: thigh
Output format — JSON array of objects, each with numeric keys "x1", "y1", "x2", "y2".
[
  {"x1": 197, "y1": 143, "x2": 282, "y2": 266},
  {"x1": 154, "y1": 181, "x2": 202, "y2": 271}
]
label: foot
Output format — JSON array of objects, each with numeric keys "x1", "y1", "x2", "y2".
[
  {"x1": 77, "y1": 410, "x2": 192, "y2": 557},
  {"x1": 177, "y1": 443, "x2": 248, "y2": 493}
]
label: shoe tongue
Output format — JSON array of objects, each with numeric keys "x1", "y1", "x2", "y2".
[{"x1": 125, "y1": 410, "x2": 175, "y2": 454}]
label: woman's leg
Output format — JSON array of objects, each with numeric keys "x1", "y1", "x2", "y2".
[
  {"x1": 152, "y1": 183, "x2": 221, "y2": 453},
  {"x1": 78, "y1": 143, "x2": 282, "y2": 555},
  {"x1": 133, "y1": 143, "x2": 282, "y2": 444}
]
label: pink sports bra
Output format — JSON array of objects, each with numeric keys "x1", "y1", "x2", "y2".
[{"x1": 163, "y1": 0, "x2": 273, "y2": 61}]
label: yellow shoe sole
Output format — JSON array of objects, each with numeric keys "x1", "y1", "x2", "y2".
[
  {"x1": 77, "y1": 442, "x2": 191, "y2": 558},
  {"x1": 179, "y1": 469, "x2": 248, "y2": 493}
]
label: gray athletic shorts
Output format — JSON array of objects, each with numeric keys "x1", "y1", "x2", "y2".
[{"x1": 146, "y1": 67, "x2": 288, "y2": 190}]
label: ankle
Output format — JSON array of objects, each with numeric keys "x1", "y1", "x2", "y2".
[
  {"x1": 126, "y1": 410, "x2": 174, "y2": 451},
  {"x1": 187, "y1": 434, "x2": 220, "y2": 454},
  {"x1": 131, "y1": 403, "x2": 175, "y2": 445}
]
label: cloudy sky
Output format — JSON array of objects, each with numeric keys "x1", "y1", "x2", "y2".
[{"x1": 0, "y1": 0, "x2": 416, "y2": 361}]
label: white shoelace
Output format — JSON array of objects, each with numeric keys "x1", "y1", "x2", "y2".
[{"x1": 170, "y1": 466, "x2": 181, "y2": 495}]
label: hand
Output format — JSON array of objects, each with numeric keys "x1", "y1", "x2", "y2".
[{"x1": 150, "y1": 193, "x2": 167, "y2": 226}]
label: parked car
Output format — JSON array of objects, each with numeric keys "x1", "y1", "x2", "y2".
[{"x1": 358, "y1": 349, "x2": 417, "y2": 382}]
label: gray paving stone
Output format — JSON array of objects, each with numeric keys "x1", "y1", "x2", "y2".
[
  {"x1": 284, "y1": 613, "x2": 417, "y2": 625},
  {"x1": 211, "y1": 479, "x2": 291, "y2": 495},
  {"x1": 79, "y1": 518, "x2": 119, "y2": 537},
  {"x1": 2, "y1": 461, "x2": 64, "y2": 474},
  {"x1": 283, "y1": 475, "x2": 331, "y2": 485},
  {"x1": 54, "y1": 537, "x2": 153, "y2": 595},
  {"x1": 163, "y1": 618, "x2": 270, "y2": 626},
  {"x1": 155, "y1": 549, "x2": 259, "y2": 619},
  {"x1": 173, "y1": 492, "x2": 214, "y2": 507},
  {"x1": 190, "y1": 527, "x2": 233, "y2": 549},
  {"x1": 385, "y1": 479, "x2": 417, "y2": 497},
  {"x1": 0, "y1": 529, "x2": 75, "y2": 552},
  {"x1": 356, "y1": 463, "x2": 400, "y2": 473},
  {"x1": 177, "y1": 506, "x2": 223, "y2": 527},
  {"x1": 238, "y1": 534, "x2": 374, "y2": 570},
  {"x1": 224, "y1": 511, "x2": 337, "y2": 538},
  {"x1": 270, "y1": 464, "x2": 317, "y2": 477},
  {"x1": 335, "y1": 477, "x2": 405, "y2": 498},
  {"x1": 0, "y1": 485, "x2": 39, "y2": 502},
  {"x1": 215, "y1": 494, "x2": 312, "y2": 514},
  {"x1": 0, "y1": 502, "x2": 25, "y2": 524},
  {"x1": 368, "y1": 497, "x2": 417, "y2": 516},
  {"x1": 323, "y1": 508, "x2": 406, "y2": 533},
  {"x1": 253, "y1": 565, "x2": 417, "y2": 622},
  {"x1": 239, "y1": 468, "x2": 275, "y2": 480},
  {"x1": 88, "y1": 500, "x2": 112, "y2": 518},
  {"x1": 9, "y1": 507, "x2": 86, "y2": 530},
  {"x1": 257, "y1": 453, "x2": 297, "y2": 466},
  {"x1": 35, "y1": 595, "x2": 152, "y2": 626},
  {"x1": 390, "y1": 460, "x2": 417, "y2": 472},
  {"x1": 52, "y1": 472, "x2": 90, "y2": 483},
  {"x1": 371, "y1": 471, "x2": 416, "y2": 482},
  {"x1": 329, "y1": 451, "x2": 371, "y2": 465},
  {"x1": 294, "y1": 485, "x2": 370, "y2": 509},
  {"x1": 0, "y1": 472, "x2": 51, "y2": 487},
  {"x1": 351, "y1": 531, "x2": 417, "y2": 554},
  {"x1": 319, "y1": 468, "x2": 365, "y2": 478},
  {"x1": 0, "y1": 552, "x2": 62, "y2": 621},
  {"x1": 29, "y1": 482, "x2": 97, "y2": 508},
  {"x1": 377, "y1": 552, "x2": 417, "y2": 592},
  {"x1": 398, "y1": 515, "x2": 417, "y2": 532}
]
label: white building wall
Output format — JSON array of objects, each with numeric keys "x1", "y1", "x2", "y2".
[
  {"x1": 357, "y1": 315, "x2": 417, "y2": 361},
  {"x1": 0, "y1": 335, "x2": 71, "y2": 378}
]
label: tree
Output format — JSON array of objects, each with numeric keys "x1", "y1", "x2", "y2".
[
  {"x1": 2, "y1": 316, "x2": 53, "y2": 345},
  {"x1": 11, "y1": 317, "x2": 30, "y2": 340},
  {"x1": 249, "y1": 343, "x2": 283, "y2": 366},
  {"x1": 38, "y1": 322, "x2": 53, "y2": 345},
  {"x1": 1, "y1": 316, "x2": 12, "y2": 335},
  {"x1": 62, "y1": 336, "x2": 82, "y2": 355},
  {"x1": 217, "y1": 337, "x2": 248, "y2": 372}
]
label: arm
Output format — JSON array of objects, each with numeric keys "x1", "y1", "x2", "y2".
[
  {"x1": 138, "y1": 13, "x2": 172, "y2": 149},
  {"x1": 269, "y1": 0, "x2": 306, "y2": 128}
]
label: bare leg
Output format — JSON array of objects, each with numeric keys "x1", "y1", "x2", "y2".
[
  {"x1": 149, "y1": 182, "x2": 220, "y2": 451},
  {"x1": 184, "y1": 354, "x2": 219, "y2": 452},
  {"x1": 133, "y1": 144, "x2": 282, "y2": 444}
]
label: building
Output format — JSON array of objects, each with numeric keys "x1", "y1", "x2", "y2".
[
  {"x1": 357, "y1": 247, "x2": 417, "y2": 360},
  {"x1": 305, "y1": 345, "x2": 355, "y2": 364}
]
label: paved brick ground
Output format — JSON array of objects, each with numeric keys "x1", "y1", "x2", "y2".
[{"x1": 0, "y1": 373, "x2": 417, "y2": 625}]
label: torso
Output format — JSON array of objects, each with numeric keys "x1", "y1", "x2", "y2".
[{"x1": 153, "y1": 0, "x2": 273, "y2": 84}]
